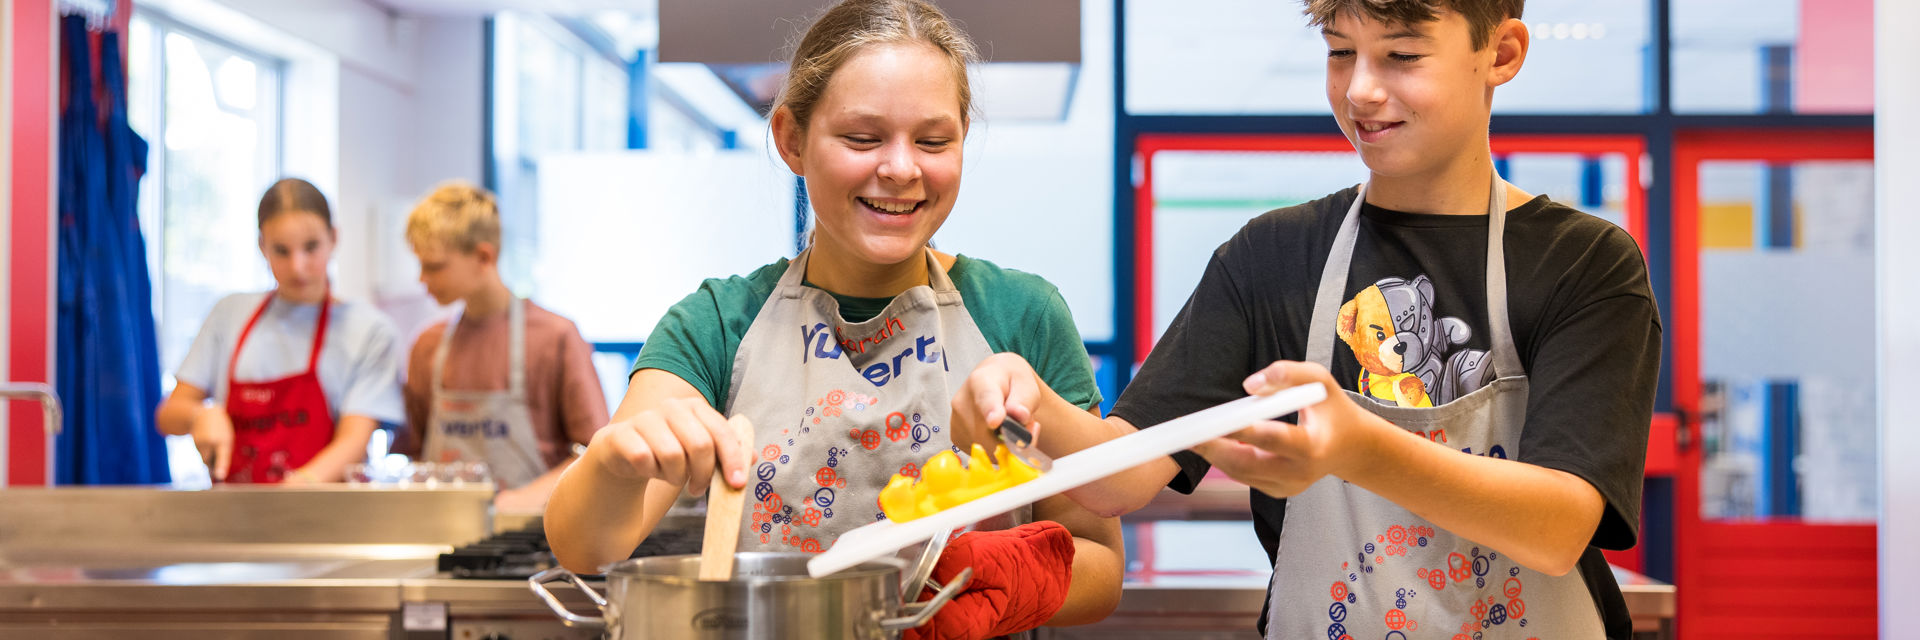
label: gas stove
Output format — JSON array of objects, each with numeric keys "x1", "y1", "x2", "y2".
[
  {"x1": 437, "y1": 522, "x2": 705, "y2": 580},
  {"x1": 411, "y1": 521, "x2": 708, "y2": 639}
]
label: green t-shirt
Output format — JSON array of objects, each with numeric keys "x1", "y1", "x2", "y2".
[{"x1": 633, "y1": 255, "x2": 1102, "y2": 412}]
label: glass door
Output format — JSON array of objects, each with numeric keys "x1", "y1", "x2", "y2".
[{"x1": 1671, "y1": 129, "x2": 1876, "y2": 639}]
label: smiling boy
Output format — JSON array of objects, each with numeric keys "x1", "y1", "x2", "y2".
[{"x1": 950, "y1": 1, "x2": 1661, "y2": 638}]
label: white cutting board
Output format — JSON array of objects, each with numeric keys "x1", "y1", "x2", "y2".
[{"x1": 807, "y1": 384, "x2": 1328, "y2": 578}]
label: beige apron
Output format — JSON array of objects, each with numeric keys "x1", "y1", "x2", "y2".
[
  {"x1": 725, "y1": 249, "x2": 1028, "y2": 555},
  {"x1": 1267, "y1": 174, "x2": 1605, "y2": 639},
  {"x1": 423, "y1": 298, "x2": 547, "y2": 489}
]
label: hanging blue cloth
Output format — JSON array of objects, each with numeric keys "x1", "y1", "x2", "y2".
[
  {"x1": 101, "y1": 24, "x2": 170, "y2": 484},
  {"x1": 55, "y1": 15, "x2": 170, "y2": 485}
]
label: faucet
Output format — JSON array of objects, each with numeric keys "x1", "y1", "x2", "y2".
[{"x1": 0, "y1": 382, "x2": 63, "y2": 435}]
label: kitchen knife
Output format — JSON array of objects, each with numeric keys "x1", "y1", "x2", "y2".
[{"x1": 995, "y1": 417, "x2": 1053, "y2": 472}]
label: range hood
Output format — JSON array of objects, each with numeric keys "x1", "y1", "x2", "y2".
[{"x1": 657, "y1": 0, "x2": 1082, "y2": 121}]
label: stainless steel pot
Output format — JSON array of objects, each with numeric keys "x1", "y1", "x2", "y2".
[{"x1": 529, "y1": 539, "x2": 969, "y2": 640}]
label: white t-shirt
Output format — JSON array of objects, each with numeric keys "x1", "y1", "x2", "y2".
[{"x1": 175, "y1": 292, "x2": 406, "y2": 425}]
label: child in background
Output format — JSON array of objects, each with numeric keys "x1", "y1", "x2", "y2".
[
  {"x1": 157, "y1": 178, "x2": 405, "y2": 484},
  {"x1": 398, "y1": 182, "x2": 608, "y2": 511}
]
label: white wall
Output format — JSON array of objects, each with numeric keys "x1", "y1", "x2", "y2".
[
  {"x1": 403, "y1": 17, "x2": 485, "y2": 190},
  {"x1": 936, "y1": 0, "x2": 1116, "y2": 342},
  {"x1": 139, "y1": 0, "x2": 486, "y2": 333},
  {"x1": 334, "y1": 67, "x2": 408, "y2": 305},
  {"x1": 192, "y1": 0, "x2": 418, "y2": 88},
  {"x1": 1877, "y1": 0, "x2": 1918, "y2": 633},
  {"x1": 336, "y1": 14, "x2": 487, "y2": 304},
  {"x1": 370, "y1": 15, "x2": 486, "y2": 339},
  {"x1": 535, "y1": 153, "x2": 796, "y2": 343}
]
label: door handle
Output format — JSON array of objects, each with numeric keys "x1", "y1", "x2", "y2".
[{"x1": 1674, "y1": 407, "x2": 1695, "y2": 454}]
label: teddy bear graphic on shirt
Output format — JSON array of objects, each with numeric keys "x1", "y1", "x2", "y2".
[{"x1": 1336, "y1": 275, "x2": 1495, "y2": 407}]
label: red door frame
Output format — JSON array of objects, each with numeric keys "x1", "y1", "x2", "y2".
[
  {"x1": 7, "y1": 0, "x2": 58, "y2": 487},
  {"x1": 1671, "y1": 129, "x2": 1876, "y2": 639},
  {"x1": 1132, "y1": 133, "x2": 1648, "y2": 364}
]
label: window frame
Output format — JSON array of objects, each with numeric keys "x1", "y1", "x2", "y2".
[{"x1": 128, "y1": 8, "x2": 289, "y2": 386}]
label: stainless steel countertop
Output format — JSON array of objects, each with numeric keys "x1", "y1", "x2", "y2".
[
  {"x1": 0, "y1": 551, "x2": 1673, "y2": 640},
  {"x1": 0, "y1": 486, "x2": 492, "y2": 615},
  {"x1": 0, "y1": 487, "x2": 1674, "y2": 636},
  {"x1": 0, "y1": 556, "x2": 1670, "y2": 616},
  {"x1": 0, "y1": 562, "x2": 607, "y2": 617},
  {"x1": 0, "y1": 486, "x2": 495, "y2": 548}
]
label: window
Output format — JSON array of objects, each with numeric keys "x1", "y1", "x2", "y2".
[
  {"x1": 1123, "y1": 0, "x2": 1652, "y2": 115},
  {"x1": 1144, "y1": 148, "x2": 1366, "y2": 341},
  {"x1": 1694, "y1": 158, "x2": 1875, "y2": 521},
  {"x1": 1672, "y1": 0, "x2": 1873, "y2": 114},
  {"x1": 489, "y1": 12, "x2": 651, "y2": 415},
  {"x1": 127, "y1": 13, "x2": 284, "y2": 388},
  {"x1": 1500, "y1": 151, "x2": 1635, "y2": 232},
  {"x1": 488, "y1": 12, "x2": 632, "y2": 295}
]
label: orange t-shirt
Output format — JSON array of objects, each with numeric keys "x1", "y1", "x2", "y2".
[{"x1": 399, "y1": 300, "x2": 608, "y2": 468}]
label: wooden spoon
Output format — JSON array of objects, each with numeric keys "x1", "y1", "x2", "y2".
[{"x1": 699, "y1": 414, "x2": 756, "y2": 581}]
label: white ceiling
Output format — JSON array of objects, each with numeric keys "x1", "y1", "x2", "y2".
[{"x1": 371, "y1": 0, "x2": 655, "y2": 17}]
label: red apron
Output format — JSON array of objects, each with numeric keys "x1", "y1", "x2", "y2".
[{"x1": 223, "y1": 291, "x2": 336, "y2": 484}]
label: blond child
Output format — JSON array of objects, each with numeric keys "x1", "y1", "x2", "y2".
[{"x1": 400, "y1": 182, "x2": 608, "y2": 511}]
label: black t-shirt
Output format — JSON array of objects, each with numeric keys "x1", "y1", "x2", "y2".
[{"x1": 1110, "y1": 186, "x2": 1661, "y2": 638}]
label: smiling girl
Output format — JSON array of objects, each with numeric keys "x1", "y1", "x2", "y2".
[{"x1": 544, "y1": 1, "x2": 1121, "y2": 637}]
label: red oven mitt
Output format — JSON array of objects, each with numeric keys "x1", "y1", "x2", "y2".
[{"x1": 904, "y1": 520, "x2": 1076, "y2": 640}]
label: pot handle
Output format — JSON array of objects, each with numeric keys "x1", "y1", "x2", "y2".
[
  {"x1": 527, "y1": 566, "x2": 608, "y2": 629},
  {"x1": 900, "y1": 527, "x2": 953, "y2": 595},
  {"x1": 878, "y1": 567, "x2": 972, "y2": 631}
]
